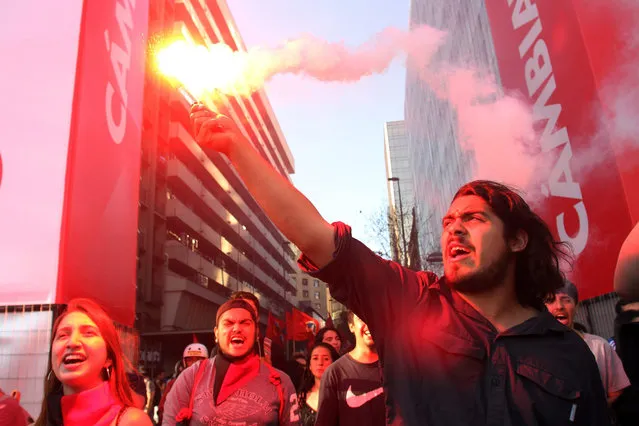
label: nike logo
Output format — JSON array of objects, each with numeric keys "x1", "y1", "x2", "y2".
[{"x1": 345, "y1": 385, "x2": 384, "y2": 408}]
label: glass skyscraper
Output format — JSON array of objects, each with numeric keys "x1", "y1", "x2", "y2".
[{"x1": 404, "y1": 0, "x2": 500, "y2": 258}]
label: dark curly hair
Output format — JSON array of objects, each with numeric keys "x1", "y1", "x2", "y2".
[
  {"x1": 297, "y1": 342, "x2": 340, "y2": 404},
  {"x1": 314, "y1": 326, "x2": 342, "y2": 347},
  {"x1": 453, "y1": 180, "x2": 572, "y2": 310}
]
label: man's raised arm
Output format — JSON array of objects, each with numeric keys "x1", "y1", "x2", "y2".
[
  {"x1": 190, "y1": 104, "x2": 335, "y2": 268},
  {"x1": 615, "y1": 222, "x2": 639, "y2": 301}
]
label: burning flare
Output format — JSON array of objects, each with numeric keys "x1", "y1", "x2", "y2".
[
  {"x1": 154, "y1": 26, "x2": 446, "y2": 101},
  {"x1": 156, "y1": 40, "x2": 257, "y2": 99}
]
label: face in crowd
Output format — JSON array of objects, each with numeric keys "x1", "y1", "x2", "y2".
[
  {"x1": 546, "y1": 292, "x2": 577, "y2": 328},
  {"x1": 321, "y1": 329, "x2": 342, "y2": 353},
  {"x1": 309, "y1": 345, "x2": 334, "y2": 381},
  {"x1": 215, "y1": 308, "x2": 257, "y2": 361},
  {"x1": 349, "y1": 313, "x2": 374, "y2": 349},
  {"x1": 51, "y1": 311, "x2": 112, "y2": 395},
  {"x1": 442, "y1": 195, "x2": 526, "y2": 293}
]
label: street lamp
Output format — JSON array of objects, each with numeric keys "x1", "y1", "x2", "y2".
[{"x1": 388, "y1": 177, "x2": 408, "y2": 267}]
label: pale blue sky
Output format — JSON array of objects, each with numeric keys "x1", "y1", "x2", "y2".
[{"x1": 229, "y1": 1, "x2": 410, "y2": 250}]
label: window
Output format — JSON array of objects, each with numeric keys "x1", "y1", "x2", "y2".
[
  {"x1": 314, "y1": 291, "x2": 320, "y2": 300},
  {"x1": 315, "y1": 303, "x2": 322, "y2": 310},
  {"x1": 302, "y1": 278, "x2": 308, "y2": 286},
  {"x1": 197, "y1": 273, "x2": 208, "y2": 287},
  {"x1": 303, "y1": 290, "x2": 309, "y2": 298},
  {"x1": 313, "y1": 280, "x2": 320, "y2": 287}
]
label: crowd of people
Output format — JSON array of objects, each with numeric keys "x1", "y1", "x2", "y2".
[{"x1": 2, "y1": 103, "x2": 638, "y2": 426}]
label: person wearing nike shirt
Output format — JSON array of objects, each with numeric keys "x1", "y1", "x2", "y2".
[{"x1": 315, "y1": 311, "x2": 384, "y2": 426}]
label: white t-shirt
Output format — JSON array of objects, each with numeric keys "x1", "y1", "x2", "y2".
[{"x1": 582, "y1": 333, "x2": 630, "y2": 394}]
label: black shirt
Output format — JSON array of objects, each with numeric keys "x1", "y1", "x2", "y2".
[
  {"x1": 315, "y1": 354, "x2": 385, "y2": 426},
  {"x1": 612, "y1": 310, "x2": 639, "y2": 425},
  {"x1": 299, "y1": 223, "x2": 610, "y2": 426},
  {"x1": 298, "y1": 399, "x2": 317, "y2": 426},
  {"x1": 126, "y1": 372, "x2": 147, "y2": 404}
]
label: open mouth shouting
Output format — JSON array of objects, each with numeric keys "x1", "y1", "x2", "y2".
[
  {"x1": 447, "y1": 242, "x2": 472, "y2": 262},
  {"x1": 229, "y1": 334, "x2": 247, "y2": 350},
  {"x1": 552, "y1": 312, "x2": 570, "y2": 326}
]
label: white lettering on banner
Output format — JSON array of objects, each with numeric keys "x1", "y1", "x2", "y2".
[
  {"x1": 104, "y1": 0, "x2": 137, "y2": 144},
  {"x1": 508, "y1": 0, "x2": 589, "y2": 254}
]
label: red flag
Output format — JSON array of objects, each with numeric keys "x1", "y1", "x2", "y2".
[
  {"x1": 266, "y1": 312, "x2": 286, "y2": 346},
  {"x1": 325, "y1": 315, "x2": 334, "y2": 329},
  {"x1": 287, "y1": 308, "x2": 320, "y2": 341}
]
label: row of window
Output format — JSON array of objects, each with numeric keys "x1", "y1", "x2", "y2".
[
  {"x1": 301, "y1": 278, "x2": 320, "y2": 287},
  {"x1": 301, "y1": 290, "x2": 322, "y2": 300}
]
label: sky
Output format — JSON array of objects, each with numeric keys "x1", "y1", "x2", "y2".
[{"x1": 228, "y1": 0, "x2": 410, "y2": 251}]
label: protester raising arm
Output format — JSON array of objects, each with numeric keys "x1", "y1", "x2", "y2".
[
  {"x1": 189, "y1": 105, "x2": 426, "y2": 334},
  {"x1": 190, "y1": 104, "x2": 335, "y2": 268},
  {"x1": 615, "y1": 222, "x2": 639, "y2": 302}
]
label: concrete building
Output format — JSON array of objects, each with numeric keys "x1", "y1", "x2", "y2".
[
  {"x1": 136, "y1": 0, "x2": 298, "y2": 370},
  {"x1": 289, "y1": 245, "x2": 328, "y2": 318},
  {"x1": 291, "y1": 273, "x2": 328, "y2": 319},
  {"x1": 327, "y1": 289, "x2": 347, "y2": 322}
]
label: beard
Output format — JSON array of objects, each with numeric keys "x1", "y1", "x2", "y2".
[{"x1": 445, "y1": 248, "x2": 512, "y2": 294}]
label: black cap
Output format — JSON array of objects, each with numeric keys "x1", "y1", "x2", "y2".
[{"x1": 556, "y1": 280, "x2": 579, "y2": 304}]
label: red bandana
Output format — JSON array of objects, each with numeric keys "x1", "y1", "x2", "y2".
[{"x1": 216, "y1": 354, "x2": 261, "y2": 405}]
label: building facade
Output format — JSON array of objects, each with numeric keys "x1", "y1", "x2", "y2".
[
  {"x1": 327, "y1": 288, "x2": 348, "y2": 322},
  {"x1": 383, "y1": 120, "x2": 417, "y2": 267},
  {"x1": 136, "y1": 0, "x2": 298, "y2": 369},
  {"x1": 290, "y1": 273, "x2": 328, "y2": 319}
]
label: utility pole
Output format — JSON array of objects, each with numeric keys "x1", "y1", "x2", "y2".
[{"x1": 388, "y1": 177, "x2": 408, "y2": 267}]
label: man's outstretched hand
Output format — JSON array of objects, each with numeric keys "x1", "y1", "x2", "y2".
[{"x1": 189, "y1": 103, "x2": 244, "y2": 156}]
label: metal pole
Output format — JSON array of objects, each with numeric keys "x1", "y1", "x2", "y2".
[
  {"x1": 237, "y1": 222, "x2": 241, "y2": 291},
  {"x1": 395, "y1": 179, "x2": 408, "y2": 267}
]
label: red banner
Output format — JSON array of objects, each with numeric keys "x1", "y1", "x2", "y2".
[
  {"x1": 266, "y1": 312, "x2": 286, "y2": 346},
  {"x1": 57, "y1": 0, "x2": 149, "y2": 326},
  {"x1": 0, "y1": 0, "x2": 85, "y2": 305},
  {"x1": 570, "y1": 1, "x2": 639, "y2": 224},
  {"x1": 286, "y1": 308, "x2": 319, "y2": 342},
  {"x1": 484, "y1": 0, "x2": 634, "y2": 299}
]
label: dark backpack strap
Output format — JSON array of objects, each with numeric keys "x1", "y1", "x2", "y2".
[
  {"x1": 115, "y1": 406, "x2": 128, "y2": 425},
  {"x1": 263, "y1": 361, "x2": 286, "y2": 424},
  {"x1": 175, "y1": 359, "x2": 209, "y2": 424}
]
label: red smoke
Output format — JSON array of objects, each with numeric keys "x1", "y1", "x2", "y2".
[
  {"x1": 256, "y1": 26, "x2": 543, "y2": 190},
  {"x1": 256, "y1": 25, "x2": 445, "y2": 82}
]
